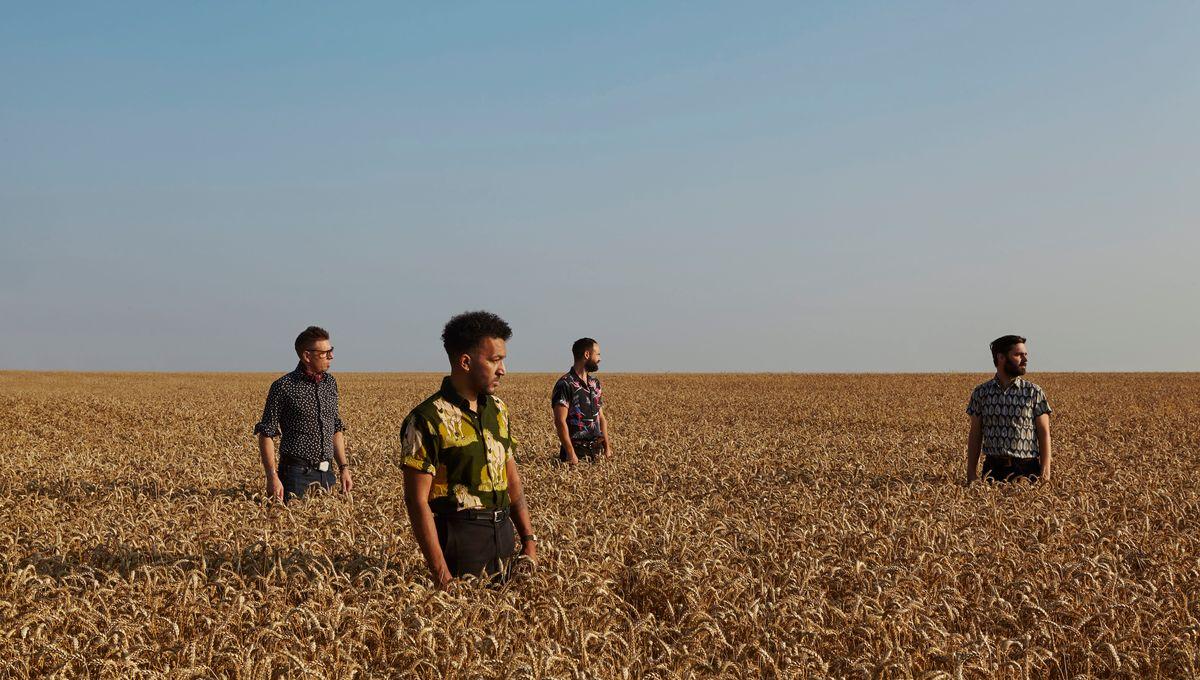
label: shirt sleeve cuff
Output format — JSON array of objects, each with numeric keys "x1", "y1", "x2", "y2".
[
  {"x1": 402, "y1": 458, "x2": 436, "y2": 475},
  {"x1": 254, "y1": 423, "x2": 279, "y2": 437}
]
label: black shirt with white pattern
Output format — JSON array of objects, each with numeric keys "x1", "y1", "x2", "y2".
[{"x1": 254, "y1": 363, "x2": 346, "y2": 465}]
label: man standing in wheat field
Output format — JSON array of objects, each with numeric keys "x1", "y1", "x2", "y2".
[
  {"x1": 254, "y1": 326, "x2": 354, "y2": 502},
  {"x1": 399, "y1": 311, "x2": 537, "y2": 587},
  {"x1": 966, "y1": 334, "x2": 1053, "y2": 484},
  {"x1": 552, "y1": 337, "x2": 612, "y2": 464}
]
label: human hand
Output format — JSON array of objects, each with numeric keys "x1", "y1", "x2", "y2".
[
  {"x1": 266, "y1": 474, "x2": 284, "y2": 502},
  {"x1": 339, "y1": 467, "x2": 353, "y2": 493},
  {"x1": 567, "y1": 453, "x2": 580, "y2": 466}
]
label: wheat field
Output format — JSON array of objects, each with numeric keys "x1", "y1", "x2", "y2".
[{"x1": 0, "y1": 371, "x2": 1197, "y2": 678}]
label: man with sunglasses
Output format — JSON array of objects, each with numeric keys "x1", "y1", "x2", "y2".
[{"x1": 254, "y1": 326, "x2": 353, "y2": 502}]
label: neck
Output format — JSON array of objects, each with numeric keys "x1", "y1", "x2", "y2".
[
  {"x1": 996, "y1": 371, "x2": 1016, "y2": 386},
  {"x1": 573, "y1": 362, "x2": 589, "y2": 382},
  {"x1": 449, "y1": 372, "x2": 480, "y2": 410}
]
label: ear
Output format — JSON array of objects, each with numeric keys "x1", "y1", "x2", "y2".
[{"x1": 457, "y1": 352, "x2": 472, "y2": 373}]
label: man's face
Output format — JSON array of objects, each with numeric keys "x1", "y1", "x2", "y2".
[
  {"x1": 584, "y1": 343, "x2": 601, "y2": 373},
  {"x1": 302, "y1": 339, "x2": 334, "y2": 373},
  {"x1": 467, "y1": 337, "x2": 507, "y2": 395},
  {"x1": 999, "y1": 342, "x2": 1028, "y2": 377}
]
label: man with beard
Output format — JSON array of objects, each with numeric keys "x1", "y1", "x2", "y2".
[
  {"x1": 552, "y1": 337, "x2": 612, "y2": 464},
  {"x1": 254, "y1": 326, "x2": 353, "y2": 502},
  {"x1": 966, "y1": 335, "x2": 1053, "y2": 484},
  {"x1": 399, "y1": 311, "x2": 537, "y2": 587}
]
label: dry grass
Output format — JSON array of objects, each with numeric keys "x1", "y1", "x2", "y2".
[{"x1": 1, "y1": 371, "x2": 1198, "y2": 679}]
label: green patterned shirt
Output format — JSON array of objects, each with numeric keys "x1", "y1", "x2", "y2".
[{"x1": 399, "y1": 377, "x2": 517, "y2": 513}]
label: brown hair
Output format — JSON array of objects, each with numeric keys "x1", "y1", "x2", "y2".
[{"x1": 295, "y1": 326, "x2": 330, "y2": 357}]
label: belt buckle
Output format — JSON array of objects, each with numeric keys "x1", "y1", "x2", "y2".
[
  {"x1": 318, "y1": 461, "x2": 330, "y2": 472},
  {"x1": 491, "y1": 509, "x2": 503, "y2": 523}
]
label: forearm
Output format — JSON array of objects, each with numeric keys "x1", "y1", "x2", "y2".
[
  {"x1": 966, "y1": 437, "x2": 981, "y2": 482},
  {"x1": 333, "y1": 431, "x2": 349, "y2": 467},
  {"x1": 1039, "y1": 435, "x2": 1052, "y2": 476},
  {"x1": 258, "y1": 436, "x2": 278, "y2": 477},
  {"x1": 507, "y1": 466, "x2": 533, "y2": 539},
  {"x1": 599, "y1": 414, "x2": 611, "y2": 448},
  {"x1": 405, "y1": 498, "x2": 448, "y2": 577},
  {"x1": 554, "y1": 419, "x2": 575, "y2": 455}
]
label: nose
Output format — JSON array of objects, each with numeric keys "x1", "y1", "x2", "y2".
[{"x1": 497, "y1": 361, "x2": 506, "y2": 376}]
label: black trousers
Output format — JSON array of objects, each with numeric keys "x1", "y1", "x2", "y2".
[
  {"x1": 559, "y1": 438, "x2": 605, "y2": 463},
  {"x1": 435, "y1": 509, "x2": 517, "y2": 582},
  {"x1": 278, "y1": 460, "x2": 335, "y2": 501},
  {"x1": 982, "y1": 456, "x2": 1041, "y2": 483}
]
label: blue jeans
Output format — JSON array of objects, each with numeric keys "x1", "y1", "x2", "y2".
[{"x1": 279, "y1": 461, "x2": 335, "y2": 501}]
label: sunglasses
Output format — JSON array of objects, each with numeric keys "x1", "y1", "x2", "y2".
[{"x1": 305, "y1": 347, "x2": 335, "y2": 359}]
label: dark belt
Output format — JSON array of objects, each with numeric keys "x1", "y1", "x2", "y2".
[
  {"x1": 439, "y1": 507, "x2": 510, "y2": 523},
  {"x1": 278, "y1": 454, "x2": 333, "y2": 472}
]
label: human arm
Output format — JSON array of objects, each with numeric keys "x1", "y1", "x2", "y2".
[
  {"x1": 254, "y1": 383, "x2": 284, "y2": 501},
  {"x1": 506, "y1": 456, "x2": 537, "y2": 561},
  {"x1": 1035, "y1": 413, "x2": 1051, "y2": 481},
  {"x1": 966, "y1": 415, "x2": 982, "y2": 484},
  {"x1": 402, "y1": 468, "x2": 452, "y2": 589},
  {"x1": 552, "y1": 404, "x2": 579, "y2": 465},
  {"x1": 598, "y1": 407, "x2": 612, "y2": 458},
  {"x1": 333, "y1": 430, "x2": 353, "y2": 493},
  {"x1": 258, "y1": 434, "x2": 284, "y2": 501}
]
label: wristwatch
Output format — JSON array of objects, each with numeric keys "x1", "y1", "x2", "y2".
[{"x1": 521, "y1": 534, "x2": 538, "y2": 544}]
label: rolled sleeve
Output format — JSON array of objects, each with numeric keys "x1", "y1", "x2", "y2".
[
  {"x1": 254, "y1": 382, "x2": 282, "y2": 437},
  {"x1": 400, "y1": 414, "x2": 437, "y2": 475},
  {"x1": 334, "y1": 415, "x2": 347, "y2": 434}
]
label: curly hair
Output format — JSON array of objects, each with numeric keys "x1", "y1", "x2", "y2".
[{"x1": 442, "y1": 311, "x2": 513, "y2": 358}]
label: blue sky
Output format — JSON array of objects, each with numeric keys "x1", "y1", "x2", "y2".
[{"x1": 3, "y1": 2, "x2": 1197, "y2": 372}]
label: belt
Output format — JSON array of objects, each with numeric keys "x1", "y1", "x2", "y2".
[
  {"x1": 279, "y1": 455, "x2": 333, "y2": 472},
  {"x1": 439, "y1": 507, "x2": 510, "y2": 523},
  {"x1": 573, "y1": 438, "x2": 605, "y2": 449}
]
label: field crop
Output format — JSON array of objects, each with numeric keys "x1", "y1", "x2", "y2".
[{"x1": 1, "y1": 371, "x2": 1198, "y2": 678}]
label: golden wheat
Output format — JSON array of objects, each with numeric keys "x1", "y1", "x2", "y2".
[{"x1": 0, "y1": 372, "x2": 1197, "y2": 678}]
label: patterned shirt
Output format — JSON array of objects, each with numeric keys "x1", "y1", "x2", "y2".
[
  {"x1": 966, "y1": 376, "x2": 1051, "y2": 460},
  {"x1": 254, "y1": 363, "x2": 347, "y2": 465},
  {"x1": 399, "y1": 377, "x2": 517, "y2": 514},
  {"x1": 551, "y1": 370, "x2": 603, "y2": 441}
]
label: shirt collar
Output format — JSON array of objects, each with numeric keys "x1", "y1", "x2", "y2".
[
  {"x1": 992, "y1": 373, "x2": 1025, "y2": 390},
  {"x1": 439, "y1": 376, "x2": 489, "y2": 413},
  {"x1": 294, "y1": 362, "x2": 326, "y2": 383},
  {"x1": 567, "y1": 368, "x2": 593, "y2": 387}
]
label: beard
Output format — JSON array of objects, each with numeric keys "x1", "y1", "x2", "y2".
[
  {"x1": 1005, "y1": 358, "x2": 1027, "y2": 376},
  {"x1": 584, "y1": 359, "x2": 599, "y2": 372}
]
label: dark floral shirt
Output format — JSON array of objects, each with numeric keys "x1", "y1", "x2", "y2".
[
  {"x1": 254, "y1": 363, "x2": 346, "y2": 465},
  {"x1": 551, "y1": 370, "x2": 603, "y2": 441},
  {"x1": 399, "y1": 377, "x2": 516, "y2": 513},
  {"x1": 967, "y1": 376, "x2": 1051, "y2": 460}
]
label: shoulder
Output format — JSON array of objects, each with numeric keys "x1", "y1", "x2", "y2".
[
  {"x1": 270, "y1": 373, "x2": 296, "y2": 390},
  {"x1": 970, "y1": 378, "x2": 995, "y2": 395},
  {"x1": 1024, "y1": 380, "x2": 1047, "y2": 396},
  {"x1": 491, "y1": 395, "x2": 509, "y2": 413}
]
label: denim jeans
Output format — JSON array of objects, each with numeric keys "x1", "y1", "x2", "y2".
[{"x1": 279, "y1": 461, "x2": 335, "y2": 501}]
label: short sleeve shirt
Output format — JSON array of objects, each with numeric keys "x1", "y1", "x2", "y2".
[
  {"x1": 399, "y1": 377, "x2": 517, "y2": 513},
  {"x1": 254, "y1": 363, "x2": 347, "y2": 464},
  {"x1": 551, "y1": 370, "x2": 603, "y2": 442},
  {"x1": 967, "y1": 376, "x2": 1051, "y2": 460}
]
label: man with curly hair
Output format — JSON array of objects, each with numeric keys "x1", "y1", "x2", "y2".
[{"x1": 398, "y1": 311, "x2": 537, "y2": 587}]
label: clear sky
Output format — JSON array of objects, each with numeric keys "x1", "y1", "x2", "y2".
[{"x1": 3, "y1": 2, "x2": 1197, "y2": 372}]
